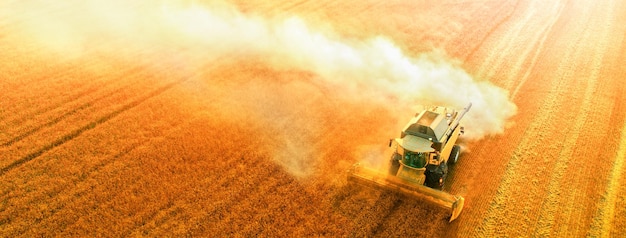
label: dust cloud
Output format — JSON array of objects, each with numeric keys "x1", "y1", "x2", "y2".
[{"x1": 5, "y1": 0, "x2": 516, "y2": 176}]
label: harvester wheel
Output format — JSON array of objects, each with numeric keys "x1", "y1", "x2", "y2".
[
  {"x1": 449, "y1": 145, "x2": 460, "y2": 164},
  {"x1": 425, "y1": 163, "x2": 448, "y2": 190}
]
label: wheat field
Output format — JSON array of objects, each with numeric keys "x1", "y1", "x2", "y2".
[{"x1": 1, "y1": 0, "x2": 625, "y2": 236}]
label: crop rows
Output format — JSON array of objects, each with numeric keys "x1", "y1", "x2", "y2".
[{"x1": 1, "y1": 0, "x2": 625, "y2": 236}]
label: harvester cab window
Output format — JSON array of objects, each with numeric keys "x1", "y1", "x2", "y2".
[{"x1": 403, "y1": 151, "x2": 427, "y2": 168}]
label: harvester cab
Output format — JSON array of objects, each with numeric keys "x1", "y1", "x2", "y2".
[{"x1": 348, "y1": 103, "x2": 472, "y2": 222}]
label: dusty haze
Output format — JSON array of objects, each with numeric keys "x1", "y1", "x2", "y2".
[{"x1": 6, "y1": 0, "x2": 516, "y2": 175}]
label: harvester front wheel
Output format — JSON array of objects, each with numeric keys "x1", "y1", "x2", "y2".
[{"x1": 425, "y1": 163, "x2": 448, "y2": 190}]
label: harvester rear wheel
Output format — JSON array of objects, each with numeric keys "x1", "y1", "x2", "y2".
[{"x1": 449, "y1": 145, "x2": 460, "y2": 164}]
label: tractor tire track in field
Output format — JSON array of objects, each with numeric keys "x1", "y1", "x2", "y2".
[
  {"x1": 1, "y1": 78, "x2": 134, "y2": 147},
  {"x1": 0, "y1": 63, "x2": 146, "y2": 138},
  {"x1": 0, "y1": 55, "x2": 178, "y2": 142},
  {"x1": 1, "y1": 80, "x2": 107, "y2": 134},
  {"x1": 0, "y1": 78, "x2": 186, "y2": 177},
  {"x1": 0, "y1": 62, "x2": 81, "y2": 122},
  {"x1": 0, "y1": 64, "x2": 193, "y2": 183}
]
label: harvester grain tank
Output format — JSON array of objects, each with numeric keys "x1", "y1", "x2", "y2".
[{"x1": 348, "y1": 103, "x2": 472, "y2": 222}]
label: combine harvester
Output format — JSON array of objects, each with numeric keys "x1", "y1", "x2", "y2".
[{"x1": 348, "y1": 103, "x2": 471, "y2": 222}]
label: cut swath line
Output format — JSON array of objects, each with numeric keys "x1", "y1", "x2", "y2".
[
  {"x1": 477, "y1": 88, "x2": 558, "y2": 235},
  {"x1": 477, "y1": 10, "x2": 583, "y2": 233},
  {"x1": 476, "y1": 0, "x2": 530, "y2": 82},
  {"x1": 533, "y1": 0, "x2": 613, "y2": 233},
  {"x1": 510, "y1": 2, "x2": 564, "y2": 99},
  {"x1": 533, "y1": 51, "x2": 596, "y2": 235},
  {"x1": 0, "y1": 79, "x2": 185, "y2": 177},
  {"x1": 590, "y1": 119, "x2": 626, "y2": 237},
  {"x1": 511, "y1": 1, "x2": 565, "y2": 100},
  {"x1": 555, "y1": 2, "x2": 620, "y2": 236}
]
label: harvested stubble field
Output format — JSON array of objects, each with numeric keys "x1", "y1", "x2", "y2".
[{"x1": 1, "y1": 0, "x2": 626, "y2": 237}]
